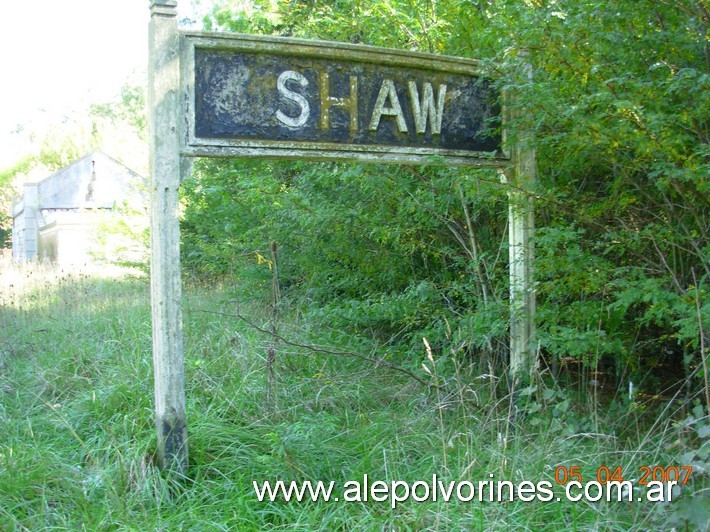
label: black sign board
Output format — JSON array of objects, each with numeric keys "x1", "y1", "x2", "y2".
[{"x1": 181, "y1": 32, "x2": 506, "y2": 166}]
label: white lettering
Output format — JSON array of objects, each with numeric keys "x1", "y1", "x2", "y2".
[
  {"x1": 276, "y1": 70, "x2": 310, "y2": 128},
  {"x1": 408, "y1": 81, "x2": 446, "y2": 135},
  {"x1": 646, "y1": 481, "x2": 677, "y2": 502},
  {"x1": 369, "y1": 79, "x2": 408, "y2": 133}
]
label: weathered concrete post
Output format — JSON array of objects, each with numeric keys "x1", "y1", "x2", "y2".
[
  {"x1": 148, "y1": 0, "x2": 188, "y2": 474},
  {"x1": 506, "y1": 51, "x2": 537, "y2": 387}
]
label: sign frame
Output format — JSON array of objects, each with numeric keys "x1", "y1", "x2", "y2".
[
  {"x1": 179, "y1": 31, "x2": 508, "y2": 167},
  {"x1": 149, "y1": 0, "x2": 536, "y2": 475}
]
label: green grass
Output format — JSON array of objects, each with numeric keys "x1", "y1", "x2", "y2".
[{"x1": 0, "y1": 259, "x2": 707, "y2": 530}]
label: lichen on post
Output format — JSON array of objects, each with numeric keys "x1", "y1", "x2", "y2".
[
  {"x1": 505, "y1": 49, "x2": 537, "y2": 390},
  {"x1": 148, "y1": 0, "x2": 188, "y2": 475}
]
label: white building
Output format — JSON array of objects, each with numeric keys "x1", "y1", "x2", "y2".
[{"x1": 12, "y1": 151, "x2": 146, "y2": 265}]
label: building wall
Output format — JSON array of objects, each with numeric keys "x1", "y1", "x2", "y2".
[
  {"x1": 36, "y1": 151, "x2": 139, "y2": 210},
  {"x1": 12, "y1": 183, "x2": 39, "y2": 261},
  {"x1": 39, "y1": 223, "x2": 91, "y2": 265},
  {"x1": 12, "y1": 151, "x2": 146, "y2": 264},
  {"x1": 37, "y1": 226, "x2": 58, "y2": 261},
  {"x1": 11, "y1": 201, "x2": 24, "y2": 262}
]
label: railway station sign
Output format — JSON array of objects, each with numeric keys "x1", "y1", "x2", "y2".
[
  {"x1": 180, "y1": 32, "x2": 506, "y2": 166},
  {"x1": 149, "y1": 0, "x2": 535, "y2": 476}
]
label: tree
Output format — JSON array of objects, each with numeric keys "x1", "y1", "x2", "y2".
[{"x1": 181, "y1": 0, "x2": 709, "y2": 401}]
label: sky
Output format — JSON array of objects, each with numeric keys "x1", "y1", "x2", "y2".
[{"x1": 0, "y1": 0, "x2": 204, "y2": 171}]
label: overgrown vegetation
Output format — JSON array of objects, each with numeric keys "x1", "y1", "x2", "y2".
[
  {"x1": 0, "y1": 260, "x2": 707, "y2": 529},
  {"x1": 1, "y1": 0, "x2": 708, "y2": 528},
  {"x1": 183, "y1": 0, "x2": 709, "y2": 407}
]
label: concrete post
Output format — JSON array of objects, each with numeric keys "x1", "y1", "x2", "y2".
[
  {"x1": 506, "y1": 51, "x2": 537, "y2": 387},
  {"x1": 148, "y1": 0, "x2": 188, "y2": 474}
]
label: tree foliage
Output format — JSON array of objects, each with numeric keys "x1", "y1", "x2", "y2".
[{"x1": 181, "y1": 0, "x2": 709, "y2": 397}]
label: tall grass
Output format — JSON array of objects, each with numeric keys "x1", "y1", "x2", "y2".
[{"x1": 0, "y1": 258, "x2": 707, "y2": 529}]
